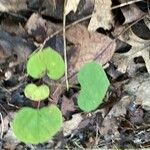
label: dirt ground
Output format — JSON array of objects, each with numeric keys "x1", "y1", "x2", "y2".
[{"x1": 0, "y1": 0, "x2": 150, "y2": 149}]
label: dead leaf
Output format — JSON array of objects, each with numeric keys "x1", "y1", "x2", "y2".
[
  {"x1": 63, "y1": 113, "x2": 83, "y2": 136},
  {"x1": 25, "y1": 13, "x2": 47, "y2": 43},
  {"x1": 120, "y1": 3, "x2": 145, "y2": 24},
  {"x1": 65, "y1": 0, "x2": 80, "y2": 15},
  {"x1": 0, "y1": 0, "x2": 27, "y2": 12},
  {"x1": 112, "y1": 17, "x2": 150, "y2": 74},
  {"x1": 124, "y1": 74, "x2": 150, "y2": 111},
  {"x1": 88, "y1": 0, "x2": 113, "y2": 31},
  {"x1": 61, "y1": 96, "x2": 76, "y2": 116},
  {"x1": 66, "y1": 24, "x2": 116, "y2": 72},
  {"x1": 0, "y1": 29, "x2": 34, "y2": 64},
  {"x1": 99, "y1": 116, "x2": 120, "y2": 141},
  {"x1": 108, "y1": 96, "x2": 131, "y2": 117}
]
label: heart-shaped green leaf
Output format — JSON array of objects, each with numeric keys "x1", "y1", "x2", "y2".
[
  {"x1": 24, "y1": 83, "x2": 50, "y2": 101},
  {"x1": 77, "y1": 62, "x2": 110, "y2": 112},
  {"x1": 27, "y1": 47, "x2": 65, "y2": 80},
  {"x1": 12, "y1": 105, "x2": 62, "y2": 144}
]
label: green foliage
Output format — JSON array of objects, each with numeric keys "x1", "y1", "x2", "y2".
[
  {"x1": 27, "y1": 47, "x2": 65, "y2": 80},
  {"x1": 77, "y1": 62, "x2": 110, "y2": 112},
  {"x1": 12, "y1": 45, "x2": 110, "y2": 145},
  {"x1": 24, "y1": 83, "x2": 50, "y2": 101},
  {"x1": 12, "y1": 105, "x2": 62, "y2": 144},
  {"x1": 12, "y1": 47, "x2": 65, "y2": 144}
]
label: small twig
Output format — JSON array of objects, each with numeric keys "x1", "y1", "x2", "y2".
[
  {"x1": 39, "y1": 0, "x2": 145, "y2": 51},
  {"x1": 0, "y1": 113, "x2": 4, "y2": 139},
  {"x1": 63, "y1": 0, "x2": 69, "y2": 91},
  {"x1": 111, "y1": 0, "x2": 144, "y2": 10}
]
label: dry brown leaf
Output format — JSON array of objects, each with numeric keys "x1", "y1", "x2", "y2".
[
  {"x1": 88, "y1": 0, "x2": 113, "y2": 31},
  {"x1": 0, "y1": 0, "x2": 27, "y2": 12},
  {"x1": 25, "y1": 13, "x2": 47, "y2": 43},
  {"x1": 108, "y1": 96, "x2": 131, "y2": 117},
  {"x1": 65, "y1": 0, "x2": 80, "y2": 15},
  {"x1": 66, "y1": 24, "x2": 116, "y2": 72},
  {"x1": 112, "y1": 17, "x2": 150, "y2": 74},
  {"x1": 121, "y1": 4, "x2": 145, "y2": 24},
  {"x1": 61, "y1": 96, "x2": 76, "y2": 116},
  {"x1": 63, "y1": 113, "x2": 83, "y2": 136},
  {"x1": 124, "y1": 74, "x2": 150, "y2": 111},
  {"x1": 99, "y1": 116, "x2": 120, "y2": 140}
]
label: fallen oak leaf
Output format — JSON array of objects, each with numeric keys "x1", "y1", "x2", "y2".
[{"x1": 112, "y1": 17, "x2": 150, "y2": 74}]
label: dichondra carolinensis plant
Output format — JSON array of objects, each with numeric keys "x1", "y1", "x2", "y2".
[{"x1": 12, "y1": 47, "x2": 110, "y2": 144}]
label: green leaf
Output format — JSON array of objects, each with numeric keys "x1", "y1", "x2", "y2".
[
  {"x1": 27, "y1": 50, "x2": 46, "y2": 79},
  {"x1": 24, "y1": 83, "x2": 50, "y2": 101},
  {"x1": 12, "y1": 105, "x2": 62, "y2": 144},
  {"x1": 43, "y1": 48, "x2": 65, "y2": 80},
  {"x1": 27, "y1": 47, "x2": 65, "y2": 80},
  {"x1": 77, "y1": 62, "x2": 110, "y2": 112}
]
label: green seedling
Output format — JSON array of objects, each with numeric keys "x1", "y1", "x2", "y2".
[
  {"x1": 12, "y1": 47, "x2": 65, "y2": 144},
  {"x1": 24, "y1": 83, "x2": 50, "y2": 101},
  {"x1": 77, "y1": 62, "x2": 110, "y2": 112},
  {"x1": 12, "y1": 105, "x2": 62, "y2": 144},
  {"x1": 27, "y1": 47, "x2": 65, "y2": 80},
  {"x1": 12, "y1": 46, "x2": 110, "y2": 144}
]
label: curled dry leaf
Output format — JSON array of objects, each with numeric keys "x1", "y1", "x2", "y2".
[
  {"x1": 65, "y1": 0, "x2": 80, "y2": 15},
  {"x1": 112, "y1": 17, "x2": 150, "y2": 74},
  {"x1": 120, "y1": 3, "x2": 145, "y2": 24},
  {"x1": 88, "y1": 0, "x2": 113, "y2": 31},
  {"x1": 66, "y1": 24, "x2": 116, "y2": 73}
]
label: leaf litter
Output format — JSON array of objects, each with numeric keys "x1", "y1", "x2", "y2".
[{"x1": 0, "y1": 0, "x2": 150, "y2": 149}]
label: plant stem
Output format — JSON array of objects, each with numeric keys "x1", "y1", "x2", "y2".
[{"x1": 63, "y1": 0, "x2": 69, "y2": 91}]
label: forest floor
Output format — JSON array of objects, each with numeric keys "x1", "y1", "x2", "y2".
[{"x1": 0, "y1": 0, "x2": 150, "y2": 149}]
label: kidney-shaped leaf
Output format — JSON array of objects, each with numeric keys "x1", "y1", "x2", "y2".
[
  {"x1": 77, "y1": 62, "x2": 110, "y2": 112},
  {"x1": 24, "y1": 83, "x2": 50, "y2": 101},
  {"x1": 27, "y1": 50, "x2": 46, "y2": 79},
  {"x1": 27, "y1": 47, "x2": 65, "y2": 80},
  {"x1": 43, "y1": 48, "x2": 65, "y2": 80},
  {"x1": 12, "y1": 105, "x2": 62, "y2": 144}
]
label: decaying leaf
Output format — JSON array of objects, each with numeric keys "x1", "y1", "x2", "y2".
[
  {"x1": 65, "y1": 0, "x2": 80, "y2": 15},
  {"x1": 0, "y1": 0, "x2": 27, "y2": 12},
  {"x1": 0, "y1": 29, "x2": 34, "y2": 64},
  {"x1": 63, "y1": 113, "x2": 83, "y2": 136},
  {"x1": 124, "y1": 74, "x2": 150, "y2": 111},
  {"x1": 25, "y1": 13, "x2": 47, "y2": 43},
  {"x1": 66, "y1": 24, "x2": 116, "y2": 72},
  {"x1": 99, "y1": 116, "x2": 120, "y2": 141},
  {"x1": 61, "y1": 96, "x2": 76, "y2": 116},
  {"x1": 108, "y1": 96, "x2": 131, "y2": 117},
  {"x1": 112, "y1": 17, "x2": 150, "y2": 74},
  {"x1": 88, "y1": 0, "x2": 113, "y2": 31},
  {"x1": 120, "y1": 3, "x2": 145, "y2": 24}
]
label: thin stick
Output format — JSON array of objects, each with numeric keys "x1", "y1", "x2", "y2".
[
  {"x1": 0, "y1": 113, "x2": 4, "y2": 139},
  {"x1": 40, "y1": 0, "x2": 144, "y2": 49},
  {"x1": 63, "y1": 0, "x2": 69, "y2": 91},
  {"x1": 111, "y1": 0, "x2": 144, "y2": 10}
]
